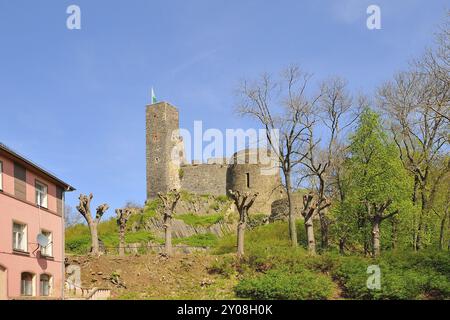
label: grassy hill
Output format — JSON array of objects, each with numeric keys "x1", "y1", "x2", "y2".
[{"x1": 66, "y1": 218, "x2": 450, "y2": 300}]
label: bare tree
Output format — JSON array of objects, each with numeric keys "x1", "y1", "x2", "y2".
[
  {"x1": 157, "y1": 190, "x2": 181, "y2": 257},
  {"x1": 228, "y1": 190, "x2": 259, "y2": 258},
  {"x1": 378, "y1": 15, "x2": 450, "y2": 250},
  {"x1": 301, "y1": 193, "x2": 330, "y2": 255},
  {"x1": 76, "y1": 193, "x2": 109, "y2": 256},
  {"x1": 378, "y1": 72, "x2": 449, "y2": 250},
  {"x1": 115, "y1": 208, "x2": 133, "y2": 256},
  {"x1": 299, "y1": 77, "x2": 358, "y2": 250},
  {"x1": 236, "y1": 65, "x2": 320, "y2": 247}
]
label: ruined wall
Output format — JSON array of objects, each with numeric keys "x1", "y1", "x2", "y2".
[
  {"x1": 270, "y1": 193, "x2": 303, "y2": 220},
  {"x1": 180, "y1": 164, "x2": 228, "y2": 196}
]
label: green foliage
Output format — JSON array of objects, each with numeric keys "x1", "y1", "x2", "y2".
[
  {"x1": 128, "y1": 203, "x2": 158, "y2": 229},
  {"x1": 65, "y1": 233, "x2": 91, "y2": 254},
  {"x1": 173, "y1": 233, "x2": 218, "y2": 247},
  {"x1": 216, "y1": 195, "x2": 230, "y2": 203},
  {"x1": 180, "y1": 190, "x2": 195, "y2": 203},
  {"x1": 332, "y1": 251, "x2": 450, "y2": 300},
  {"x1": 125, "y1": 230, "x2": 155, "y2": 243},
  {"x1": 334, "y1": 108, "x2": 414, "y2": 254},
  {"x1": 176, "y1": 213, "x2": 224, "y2": 227},
  {"x1": 178, "y1": 168, "x2": 185, "y2": 180},
  {"x1": 145, "y1": 199, "x2": 161, "y2": 214},
  {"x1": 235, "y1": 268, "x2": 333, "y2": 300}
]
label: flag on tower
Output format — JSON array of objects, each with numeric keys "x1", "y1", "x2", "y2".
[{"x1": 151, "y1": 87, "x2": 157, "y2": 104}]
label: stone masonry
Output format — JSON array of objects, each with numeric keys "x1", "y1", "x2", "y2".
[{"x1": 146, "y1": 101, "x2": 284, "y2": 215}]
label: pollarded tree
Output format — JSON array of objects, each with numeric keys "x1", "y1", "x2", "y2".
[
  {"x1": 76, "y1": 193, "x2": 109, "y2": 256},
  {"x1": 228, "y1": 190, "x2": 259, "y2": 258},
  {"x1": 157, "y1": 190, "x2": 181, "y2": 257},
  {"x1": 115, "y1": 208, "x2": 133, "y2": 256},
  {"x1": 342, "y1": 109, "x2": 413, "y2": 257}
]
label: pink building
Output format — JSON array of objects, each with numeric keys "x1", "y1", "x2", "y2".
[{"x1": 0, "y1": 143, "x2": 74, "y2": 299}]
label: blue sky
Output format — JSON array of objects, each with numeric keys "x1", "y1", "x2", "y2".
[{"x1": 0, "y1": 0, "x2": 447, "y2": 219}]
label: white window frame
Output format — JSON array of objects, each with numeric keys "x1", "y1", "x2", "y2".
[
  {"x1": 21, "y1": 272, "x2": 35, "y2": 296},
  {"x1": 35, "y1": 180, "x2": 48, "y2": 208},
  {"x1": 13, "y1": 222, "x2": 27, "y2": 252},
  {"x1": 40, "y1": 230, "x2": 53, "y2": 257},
  {"x1": 39, "y1": 274, "x2": 52, "y2": 297}
]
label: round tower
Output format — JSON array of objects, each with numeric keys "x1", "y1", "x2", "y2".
[{"x1": 226, "y1": 148, "x2": 284, "y2": 215}]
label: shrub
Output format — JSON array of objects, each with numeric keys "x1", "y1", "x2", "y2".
[
  {"x1": 65, "y1": 234, "x2": 91, "y2": 254},
  {"x1": 235, "y1": 268, "x2": 333, "y2": 300}
]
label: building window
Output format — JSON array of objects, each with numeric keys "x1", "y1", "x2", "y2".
[
  {"x1": 246, "y1": 173, "x2": 250, "y2": 188},
  {"x1": 40, "y1": 274, "x2": 52, "y2": 297},
  {"x1": 13, "y1": 222, "x2": 27, "y2": 252},
  {"x1": 40, "y1": 230, "x2": 52, "y2": 257},
  {"x1": 0, "y1": 161, "x2": 3, "y2": 191},
  {"x1": 35, "y1": 181, "x2": 48, "y2": 208},
  {"x1": 21, "y1": 272, "x2": 34, "y2": 296}
]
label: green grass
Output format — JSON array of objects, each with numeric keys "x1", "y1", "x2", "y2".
[
  {"x1": 173, "y1": 233, "x2": 218, "y2": 247},
  {"x1": 176, "y1": 213, "x2": 224, "y2": 227}
]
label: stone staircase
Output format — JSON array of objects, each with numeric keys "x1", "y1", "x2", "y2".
[{"x1": 65, "y1": 282, "x2": 111, "y2": 300}]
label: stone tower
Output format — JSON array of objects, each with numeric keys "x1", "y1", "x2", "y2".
[
  {"x1": 226, "y1": 149, "x2": 284, "y2": 214},
  {"x1": 146, "y1": 102, "x2": 183, "y2": 199}
]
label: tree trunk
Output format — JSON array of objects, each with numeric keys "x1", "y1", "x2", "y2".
[
  {"x1": 415, "y1": 186, "x2": 428, "y2": 251},
  {"x1": 339, "y1": 238, "x2": 346, "y2": 255},
  {"x1": 304, "y1": 217, "x2": 316, "y2": 255},
  {"x1": 372, "y1": 218, "x2": 381, "y2": 257},
  {"x1": 89, "y1": 223, "x2": 99, "y2": 256},
  {"x1": 164, "y1": 218, "x2": 173, "y2": 257},
  {"x1": 318, "y1": 208, "x2": 329, "y2": 250},
  {"x1": 118, "y1": 225, "x2": 125, "y2": 256},
  {"x1": 439, "y1": 213, "x2": 448, "y2": 250},
  {"x1": 237, "y1": 221, "x2": 246, "y2": 258},
  {"x1": 285, "y1": 173, "x2": 298, "y2": 247}
]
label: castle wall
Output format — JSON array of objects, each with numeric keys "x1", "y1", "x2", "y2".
[{"x1": 180, "y1": 164, "x2": 228, "y2": 196}]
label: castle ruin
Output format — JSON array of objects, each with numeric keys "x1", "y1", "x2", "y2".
[{"x1": 146, "y1": 101, "x2": 285, "y2": 214}]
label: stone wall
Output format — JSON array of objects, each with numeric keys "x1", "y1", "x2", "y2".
[
  {"x1": 146, "y1": 102, "x2": 181, "y2": 199},
  {"x1": 180, "y1": 164, "x2": 228, "y2": 196},
  {"x1": 270, "y1": 193, "x2": 303, "y2": 220}
]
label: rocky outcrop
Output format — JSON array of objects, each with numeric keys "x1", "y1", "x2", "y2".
[{"x1": 142, "y1": 217, "x2": 236, "y2": 239}]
